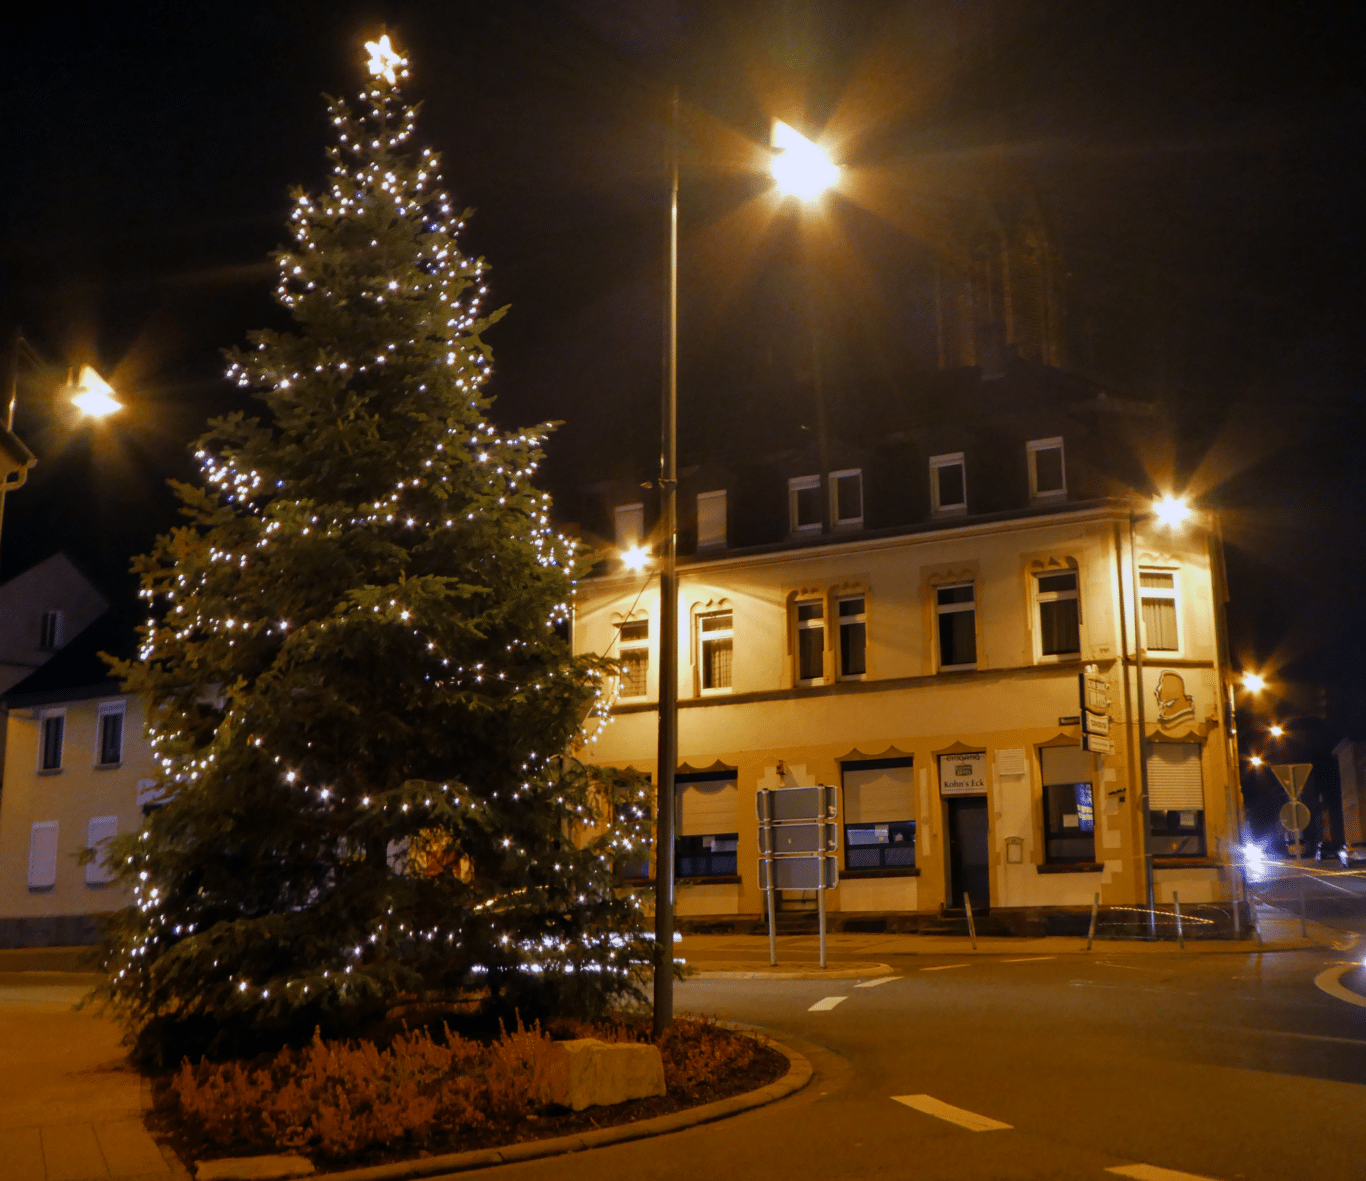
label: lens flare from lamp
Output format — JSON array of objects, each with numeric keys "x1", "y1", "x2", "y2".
[
  {"x1": 1269, "y1": 724, "x2": 1284, "y2": 738},
  {"x1": 1154, "y1": 494, "x2": 1191, "y2": 529},
  {"x1": 1248, "y1": 755, "x2": 1263, "y2": 767},
  {"x1": 621, "y1": 545, "x2": 650, "y2": 573},
  {"x1": 69, "y1": 366, "x2": 123, "y2": 418},
  {"x1": 770, "y1": 120, "x2": 840, "y2": 201},
  {"x1": 1242, "y1": 672, "x2": 1266, "y2": 693}
]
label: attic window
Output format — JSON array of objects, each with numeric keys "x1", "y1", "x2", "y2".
[
  {"x1": 39, "y1": 610, "x2": 62, "y2": 651},
  {"x1": 930, "y1": 453, "x2": 966, "y2": 515},
  {"x1": 1028, "y1": 438, "x2": 1066, "y2": 499}
]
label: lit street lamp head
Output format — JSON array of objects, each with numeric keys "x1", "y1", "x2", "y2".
[
  {"x1": 1153, "y1": 493, "x2": 1191, "y2": 529},
  {"x1": 1242, "y1": 671, "x2": 1266, "y2": 693},
  {"x1": 770, "y1": 120, "x2": 839, "y2": 201},
  {"x1": 620, "y1": 544, "x2": 650, "y2": 573},
  {"x1": 67, "y1": 365, "x2": 123, "y2": 418},
  {"x1": 1249, "y1": 754, "x2": 1263, "y2": 767}
]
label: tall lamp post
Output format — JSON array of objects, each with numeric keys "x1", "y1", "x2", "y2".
[
  {"x1": 1, "y1": 329, "x2": 124, "y2": 564},
  {"x1": 651, "y1": 108, "x2": 839, "y2": 1035}
]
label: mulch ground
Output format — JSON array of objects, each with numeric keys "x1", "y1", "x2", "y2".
[{"x1": 151, "y1": 1036, "x2": 789, "y2": 1174}]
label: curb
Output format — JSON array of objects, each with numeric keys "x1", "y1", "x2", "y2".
[
  {"x1": 691, "y1": 961, "x2": 893, "y2": 980},
  {"x1": 296, "y1": 1034, "x2": 811, "y2": 1181}
]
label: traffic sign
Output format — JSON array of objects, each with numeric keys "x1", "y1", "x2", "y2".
[
  {"x1": 758, "y1": 855, "x2": 838, "y2": 891},
  {"x1": 1279, "y1": 800, "x2": 1311, "y2": 832},
  {"x1": 756, "y1": 784, "x2": 838, "y2": 824},
  {"x1": 1271, "y1": 763, "x2": 1313, "y2": 800},
  {"x1": 759, "y1": 821, "x2": 837, "y2": 856}
]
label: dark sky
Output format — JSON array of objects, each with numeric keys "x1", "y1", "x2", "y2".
[{"x1": 3, "y1": 1, "x2": 1364, "y2": 823}]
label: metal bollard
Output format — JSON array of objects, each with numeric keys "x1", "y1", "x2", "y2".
[
  {"x1": 1173, "y1": 891, "x2": 1185, "y2": 950},
  {"x1": 1086, "y1": 891, "x2": 1100, "y2": 951},
  {"x1": 964, "y1": 892, "x2": 978, "y2": 950}
]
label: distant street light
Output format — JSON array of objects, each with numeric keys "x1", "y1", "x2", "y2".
[
  {"x1": 1268, "y1": 724, "x2": 1284, "y2": 738},
  {"x1": 1249, "y1": 755, "x2": 1264, "y2": 767},
  {"x1": 1242, "y1": 672, "x2": 1267, "y2": 694}
]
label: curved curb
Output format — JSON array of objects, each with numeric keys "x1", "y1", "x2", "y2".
[
  {"x1": 308, "y1": 1035, "x2": 812, "y2": 1181},
  {"x1": 692, "y1": 961, "x2": 892, "y2": 980},
  {"x1": 1314, "y1": 964, "x2": 1366, "y2": 1009}
]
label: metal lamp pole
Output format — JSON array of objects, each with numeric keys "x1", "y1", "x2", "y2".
[
  {"x1": 652, "y1": 87, "x2": 680, "y2": 1038},
  {"x1": 1129, "y1": 508, "x2": 1157, "y2": 937}
]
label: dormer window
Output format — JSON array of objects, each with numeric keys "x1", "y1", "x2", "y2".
[
  {"x1": 831, "y1": 469, "x2": 863, "y2": 529},
  {"x1": 696, "y1": 490, "x2": 727, "y2": 549},
  {"x1": 1028, "y1": 437, "x2": 1066, "y2": 499},
  {"x1": 788, "y1": 476, "x2": 822, "y2": 533},
  {"x1": 930, "y1": 453, "x2": 967, "y2": 515}
]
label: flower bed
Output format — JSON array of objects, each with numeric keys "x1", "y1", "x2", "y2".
[{"x1": 156, "y1": 1015, "x2": 786, "y2": 1172}]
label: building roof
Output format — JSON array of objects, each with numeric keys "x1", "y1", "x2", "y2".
[{"x1": 2, "y1": 608, "x2": 138, "y2": 708}]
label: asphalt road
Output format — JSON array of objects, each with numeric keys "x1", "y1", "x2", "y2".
[
  {"x1": 1249, "y1": 859, "x2": 1366, "y2": 937},
  {"x1": 472, "y1": 942, "x2": 1366, "y2": 1181}
]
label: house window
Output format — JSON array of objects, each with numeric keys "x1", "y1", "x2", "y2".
[
  {"x1": 617, "y1": 620, "x2": 648, "y2": 698},
  {"x1": 842, "y1": 758, "x2": 915, "y2": 870},
  {"x1": 39, "y1": 713, "x2": 64, "y2": 772},
  {"x1": 27, "y1": 822, "x2": 59, "y2": 890},
  {"x1": 698, "y1": 611, "x2": 733, "y2": 692},
  {"x1": 614, "y1": 502, "x2": 644, "y2": 549},
  {"x1": 39, "y1": 610, "x2": 62, "y2": 651},
  {"x1": 86, "y1": 816, "x2": 118, "y2": 886},
  {"x1": 936, "y1": 583, "x2": 976, "y2": 669},
  {"x1": 1140, "y1": 569, "x2": 1179, "y2": 652},
  {"x1": 788, "y1": 475, "x2": 822, "y2": 533},
  {"x1": 1147, "y1": 744, "x2": 1206, "y2": 856},
  {"x1": 831, "y1": 469, "x2": 863, "y2": 528},
  {"x1": 930, "y1": 452, "x2": 967, "y2": 514},
  {"x1": 796, "y1": 600, "x2": 825, "y2": 683},
  {"x1": 1036, "y1": 571, "x2": 1080, "y2": 656},
  {"x1": 1028, "y1": 437, "x2": 1066, "y2": 498},
  {"x1": 675, "y1": 772, "x2": 738, "y2": 878},
  {"x1": 697, "y1": 489, "x2": 727, "y2": 549},
  {"x1": 97, "y1": 704, "x2": 125, "y2": 766},
  {"x1": 838, "y1": 595, "x2": 866, "y2": 678},
  {"x1": 1041, "y1": 746, "x2": 1096, "y2": 863}
]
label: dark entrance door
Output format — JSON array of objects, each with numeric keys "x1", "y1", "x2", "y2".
[{"x1": 947, "y1": 797, "x2": 990, "y2": 909}]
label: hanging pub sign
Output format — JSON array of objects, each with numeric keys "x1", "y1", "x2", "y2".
[{"x1": 939, "y1": 751, "x2": 987, "y2": 797}]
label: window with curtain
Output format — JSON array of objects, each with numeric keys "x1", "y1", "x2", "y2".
[
  {"x1": 1140, "y1": 569, "x2": 1179, "y2": 652},
  {"x1": 842, "y1": 758, "x2": 915, "y2": 870}
]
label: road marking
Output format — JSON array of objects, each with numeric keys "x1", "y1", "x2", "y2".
[
  {"x1": 1247, "y1": 1027, "x2": 1366, "y2": 1047},
  {"x1": 1002, "y1": 955, "x2": 1056, "y2": 962},
  {"x1": 1313, "y1": 964, "x2": 1366, "y2": 1010},
  {"x1": 920, "y1": 963, "x2": 969, "y2": 971},
  {"x1": 1106, "y1": 1164, "x2": 1221, "y2": 1180},
  {"x1": 855, "y1": 976, "x2": 902, "y2": 988},
  {"x1": 808, "y1": 995, "x2": 847, "y2": 1011},
  {"x1": 891, "y1": 1094, "x2": 1011, "y2": 1131}
]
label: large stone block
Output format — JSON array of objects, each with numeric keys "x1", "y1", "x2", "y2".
[{"x1": 532, "y1": 1038, "x2": 666, "y2": 1111}]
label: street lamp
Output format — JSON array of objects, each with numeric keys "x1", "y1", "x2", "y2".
[
  {"x1": 652, "y1": 103, "x2": 839, "y2": 1035},
  {"x1": 1242, "y1": 671, "x2": 1267, "y2": 694}
]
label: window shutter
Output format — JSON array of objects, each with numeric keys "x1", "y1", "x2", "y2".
[
  {"x1": 86, "y1": 816, "x2": 119, "y2": 885},
  {"x1": 1147, "y1": 745, "x2": 1204, "y2": 809},
  {"x1": 843, "y1": 764, "x2": 915, "y2": 824},
  {"x1": 28, "y1": 822, "x2": 59, "y2": 889},
  {"x1": 677, "y1": 779, "x2": 738, "y2": 836},
  {"x1": 1041, "y1": 746, "x2": 1093, "y2": 786}
]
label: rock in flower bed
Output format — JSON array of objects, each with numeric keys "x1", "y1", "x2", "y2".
[{"x1": 156, "y1": 1015, "x2": 786, "y2": 1172}]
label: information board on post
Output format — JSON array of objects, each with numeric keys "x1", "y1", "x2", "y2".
[{"x1": 755, "y1": 783, "x2": 839, "y2": 967}]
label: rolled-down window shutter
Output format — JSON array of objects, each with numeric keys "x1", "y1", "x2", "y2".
[
  {"x1": 843, "y1": 764, "x2": 915, "y2": 824},
  {"x1": 1147, "y1": 745, "x2": 1204, "y2": 810},
  {"x1": 28, "y1": 822, "x2": 59, "y2": 889},
  {"x1": 677, "y1": 779, "x2": 738, "y2": 835},
  {"x1": 86, "y1": 816, "x2": 119, "y2": 885},
  {"x1": 1041, "y1": 746, "x2": 1094, "y2": 786}
]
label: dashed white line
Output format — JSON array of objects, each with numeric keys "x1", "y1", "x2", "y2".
[
  {"x1": 807, "y1": 995, "x2": 847, "y2": 1011},
  {"x1": 1106, "y1": 1164, "x2": 1221, "y2": 1180},
  {"x1": 891, "y1": 1094, "x2": 1011, "y2": 1131},
  {"x1": 855, "y1": 976, "x2": 903, "y2": 988},
  {"x1": 1002, "y1": 956, "x2": 1057, "y2": 962},
  {"x1": 921, "y1": 963, "x2": 970, "y2": 971}
]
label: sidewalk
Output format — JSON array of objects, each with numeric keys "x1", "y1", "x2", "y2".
[{"x1": 0, "y1": 950, "x2": 179, "y2": 1181}]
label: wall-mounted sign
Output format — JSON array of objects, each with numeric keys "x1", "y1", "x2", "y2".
[
  {"x1": 1080, "y1": 672, "x2": 1110, "y2": 715},
  {"x1": 939, "y1": 751, "x2": 987, "y2": 797},
  {"x1": 1083, "y1": 710, "x2": 1110, "y2": 736},
  {"x1": 1083, "y1": 733, "x2": 1114, "y2": 755},
  {"x1": 1153, "y1": 670, "x2": 1195, "y2": 725}
]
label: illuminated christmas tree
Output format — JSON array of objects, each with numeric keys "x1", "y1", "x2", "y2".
[{"x1": 101, "y1": 35, "x2": 651, "y2": 1065}]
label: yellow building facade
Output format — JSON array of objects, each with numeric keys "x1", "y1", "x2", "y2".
[{"x1": 574, "y1": 500, "x2": 1244, "y2": 932}]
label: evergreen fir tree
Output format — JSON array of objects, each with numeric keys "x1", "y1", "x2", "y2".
[{"x1": 100, "y1": 35, "x2": 651, "y2": 1065}]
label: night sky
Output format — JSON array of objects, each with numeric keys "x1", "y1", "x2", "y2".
[{"x1": 3, "y1": 1, "x2": 1363, "y2": 837}]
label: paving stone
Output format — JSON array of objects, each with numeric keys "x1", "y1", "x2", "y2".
[
  {"x1": 95, "y1": 1121, "x2": 167, "y2": 1177},
  {"x1": 0, "y1": 1127, "x2": 46, "y2": 1181},
  {"x1": 42, "y1": 1123, "x2": 108, "y2": 1181}
]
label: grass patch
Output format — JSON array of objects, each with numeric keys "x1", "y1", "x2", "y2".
[{"x1": 155, "y1": 1014, "x2": 786, "y2": 1170}]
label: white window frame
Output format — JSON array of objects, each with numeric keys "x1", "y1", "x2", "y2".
[
  {"x1": 697, "y1": 610, "x2": 734, "y2": 695},
  {"x1": 86, "y1": 816, "x2": 118, "y2": 886},
  {"x1": 930, "y1": 452, "x2": 967, "y2": 515},
  {"x1": 1027, "y1": 437, "x2": 1066, "y2": 500},
  {"x1": 39, "y1": 609, "x2": 62, "y2": 651},
  {"x1": 788, "y1": 475, "x2": 822, "y2": 534},
  {"x1": 696, "y1": 489, "x2": 727, "y2": 549},
  {"x1": 38, "y1": 710, "x2": 65, "y2": 773},
  {"x1": 837, "y1": 594, "x2": 867, "y2": 680},
  {"x1": 935, "y1": 581, "x2": 977, "y2": 671},
  {"x1": 794, "y1": 599, "x2": 826, "y2": 686},
  {"x1": 96, "y1": 701, "x2": 126, "y2": 767},
  {"x1": 28, "y1": 821, "x2": 59, "y2": 890},
  {"x1": 616, "y1": 618, "x2": 650, "y2": 699},
  {"x1": 613, "y1": 502, "x2": 644, "y2": 549},
  {"x1": 1034, "y1": 569, "x2": 1081, "y2": 661},
  {"x1": 830, "y1": 469, "x2": 864, "y2": 529},
  {"x1": 1139, "y1": 566, "x2": 1181, "y2": 654}
]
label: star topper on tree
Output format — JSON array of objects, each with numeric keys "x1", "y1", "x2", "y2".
[{"x1": 95, "y1": 32, "x2": 652, "y2": 1067}]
